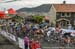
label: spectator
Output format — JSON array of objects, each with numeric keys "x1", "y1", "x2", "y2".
[
  {"x1": 24, "y1": 36, "x2": 29, "y2": 49},
  {"x1": 73, "y1": 25, "x2": 75, "y2": 30},
  {"x1": 68, "y1": 24, "x2": 72, "y2": 30},
  {"x1": 30, "y1": 39, "x2": 41, "y2": 49},
  {"x1": 30, "y1": 39, "x2": 35, "y2": 49},
  {"x1": 63, "y1": 35, "x2": 71, "y2": 45},
  {"x1": 35, "y1": 40, "x2": 41, "y2": 49},
  {"x1": 47, "y1": 30, "x2": 51, "y2": 41}
]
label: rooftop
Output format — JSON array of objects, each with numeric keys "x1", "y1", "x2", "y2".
[{"x1": 53, "y1": 4, "x2": 75, "y2": 12}]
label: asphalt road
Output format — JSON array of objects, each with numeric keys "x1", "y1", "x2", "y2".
[{"x1": 0, "y1": 35, "x2": 20, "y2": 49}]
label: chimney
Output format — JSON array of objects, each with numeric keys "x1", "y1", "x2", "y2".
[{"x1": 63, "y1": 0, "x2": 66, "y2": 4}]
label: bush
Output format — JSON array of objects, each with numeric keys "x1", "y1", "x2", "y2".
[{"x1": 31, "y1": 15, "x2": 44, "y2": 23}]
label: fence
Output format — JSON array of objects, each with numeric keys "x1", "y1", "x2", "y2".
[{"x1": 0, "y1": 30, "x2": 25, "y2": 49}]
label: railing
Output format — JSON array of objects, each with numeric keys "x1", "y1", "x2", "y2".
[{"x1": 0, "y1": 30, "x2": 25, "y2": 49}]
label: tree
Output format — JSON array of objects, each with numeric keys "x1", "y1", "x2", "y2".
[
  {"x1": 12, "y1": 15, "x2": 24, "y2": 22},
  {"x1": 32, "y1": 15, "x2": 43, "y2": 23}
]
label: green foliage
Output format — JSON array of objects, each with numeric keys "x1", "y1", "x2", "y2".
[
  {"x1": 12, "y1": 15, "x2": 24, "y2": 22},
  {"x1": 32, "y1": 15, "x2": 43, "y2": 23},
  {"x1": 50, "y1": 22, "x2": 54, "y2": 27}
]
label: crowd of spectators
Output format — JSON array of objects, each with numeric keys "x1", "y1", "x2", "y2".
[{"x1": 1, "y1": 20, "x2": 75, "y2": 49}]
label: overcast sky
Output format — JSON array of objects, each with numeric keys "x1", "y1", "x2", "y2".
[{"x1": 0, "y1": 0, "x2": 75, "y2": 10}]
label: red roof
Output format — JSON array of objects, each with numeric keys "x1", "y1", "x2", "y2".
[
  {"x1": 53, "y1": 4, "x2": 75, "y2": 12},
  {"x1": 7, "y1": 8, "x2": 16, "y2": 14},
  {"x1": 0, "y1": 11, "x2": 5, "y2": 18}
]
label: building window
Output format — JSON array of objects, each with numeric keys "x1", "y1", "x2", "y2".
[
  {"x1": 72, "y1": 13, "x2": 75, "y2": 17},
  {"x1": 61, "y1": 13, "x2": 71, "y2": 17},
  {"x1": 56, "y1": 13, "x2": 61, "y2": 16},
  {"x1": 66, "y1": 13, "x2": 71, "y2": 17},
  {"x1": 67, "y1": 13, "x2": 69, "y2": 16},
  {"x1": 62, "y1": 13, "x2": 65, "y2": 16}
]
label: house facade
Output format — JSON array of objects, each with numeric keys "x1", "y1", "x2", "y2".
[
  {"x1": 53, "y1": 4, "x2": 75, "y2": 27},
  {"x1": 16, "y1": 4, "x2": 56, "y2": 24},
  {"x1": 16, "y1": 2, "x2": 75, "y2": 27}
]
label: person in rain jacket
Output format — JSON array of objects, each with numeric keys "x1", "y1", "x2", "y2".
[
  {"x1": 24, "y1": 36, "x2": 29, "y2": 49},
  {"x1": 35, "y1": 40, "x2": 41, "y2": 49},
  {"x1": 30, "y1": 39, "x2": 35, "y2": 49},
  {"x1": 30, "y1": 39, "x2": 41, "y2": 49}
]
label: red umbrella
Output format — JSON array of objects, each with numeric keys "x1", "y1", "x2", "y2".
[
  {"x1": 7, "y1": 8, "x2": 16, "y2": 14},
  {"x1": 0, "y1": 11, "x2": 5, "y2": 18}
]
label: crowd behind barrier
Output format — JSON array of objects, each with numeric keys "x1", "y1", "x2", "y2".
[
  {"x1": 0, "y1": 21, "x2": 75, "y2": 49},
  {"x1": 0, "y1": 30, "x2": 25, "y2": 49}
]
